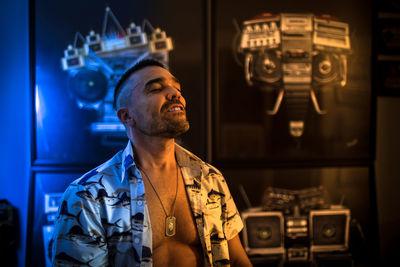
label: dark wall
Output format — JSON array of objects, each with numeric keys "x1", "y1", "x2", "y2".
[
  {"x1": 0, "y1": 0, "x2": 30, "y2": 266},
  {"x1": 376, "y1": 97, "x2": 400, "y2": 265}
]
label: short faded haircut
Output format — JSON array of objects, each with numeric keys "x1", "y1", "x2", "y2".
[{"x1": 113, "y1": 58, "x2": 167, "y2": 110}]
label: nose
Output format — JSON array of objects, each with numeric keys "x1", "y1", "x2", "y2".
[{"x1": 166, "y1": 87, "x2": 181, "y2": 101}]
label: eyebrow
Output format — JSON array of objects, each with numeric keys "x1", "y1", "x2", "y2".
[{"x1": 144, "y1": 76, "x2": 181, "y2": 88}]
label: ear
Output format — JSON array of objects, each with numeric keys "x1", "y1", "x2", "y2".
[{"x1": 117, "y1": 107, "x2": 135, "y2": 127}]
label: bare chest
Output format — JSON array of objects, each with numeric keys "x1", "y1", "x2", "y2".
[{"x1": 142, "y1": 169, "x2": 201, "y2": 248}]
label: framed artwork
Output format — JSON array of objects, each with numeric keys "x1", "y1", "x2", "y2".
[
  {"x1": 33, "y1": 0, "x2": 205, "y2": 165},
  {"x1": 210, "y1": 0, "x2": 372, "y2": 165}
]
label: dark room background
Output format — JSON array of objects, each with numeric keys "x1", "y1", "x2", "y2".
[{"x1": 0, "y1": 0, "x2": 400, "y2": 266}]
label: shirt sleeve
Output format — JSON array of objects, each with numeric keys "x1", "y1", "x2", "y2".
[
  {"x1": 207, "y1": 167, "x2": 243, "y2": 241},
  {"x1": 51, "y1": 183, "x2": 109, "y2": 266},
  {"x1": 220, "y1": 178, "x2": 244, "y2": 240}
]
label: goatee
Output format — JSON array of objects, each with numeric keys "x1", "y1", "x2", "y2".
[{"x1": 135, "y1": 102, "x2": 190, "y2": 138}]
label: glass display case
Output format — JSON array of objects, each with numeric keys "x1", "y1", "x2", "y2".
[{"x1": 211, "y1": 0, "x2": 372, "y2": 165}]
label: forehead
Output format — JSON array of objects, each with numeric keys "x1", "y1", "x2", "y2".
[{"x1": 129, "y1": 66, "x2": 177, "y2": 87}]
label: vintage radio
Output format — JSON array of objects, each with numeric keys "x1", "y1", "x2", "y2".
[
  {"x1": 125, "y1": 23, "x2": 148, "y2": 48},
  {"x1": 237, "y1": 13, "x2": 352, "y2": 137},
  {"x1": 61, "y1": 45, "x2": 85, "y2": 70},
  {"x1": 84, "y1": 30, "x2": 105, "y2": 54},
  {"x1": 149, "y1": 28, "x2": 173, "y2": 53}
]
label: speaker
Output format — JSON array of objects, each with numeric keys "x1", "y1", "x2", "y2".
[
  {"x1": 309, "y1": 208, "x2": 350, "y2": 252},
  {"x1": 242, "y1": 210, "x2": 285, "y2": 255}
]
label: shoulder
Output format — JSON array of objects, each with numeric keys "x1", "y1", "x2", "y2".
[
  {"x1": 175, "y1": 144, "x2": 225, "y2": 187},
  {"x1": 176, "y1": 144, "x2": 222, "y2": 173},
  {"x1": 69, "y1": 150, "x2": 124, "y2": 194}
]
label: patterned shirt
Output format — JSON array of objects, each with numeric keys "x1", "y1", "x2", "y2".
[{"x1": 51, "y1": 141, "x2": 243, "y2": 266}]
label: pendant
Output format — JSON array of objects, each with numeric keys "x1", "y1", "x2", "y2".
[{"x1": 165, "y1": 216, "x2": 176, "y2": 237}]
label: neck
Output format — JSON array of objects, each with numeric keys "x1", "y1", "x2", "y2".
[{"x1": 129, "y1": 130, "x2": 177, "y2": 170}]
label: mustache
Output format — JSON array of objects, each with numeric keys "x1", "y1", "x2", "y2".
[{"x1": 161, "y1": 99, "x2": 185, "y2": 112}]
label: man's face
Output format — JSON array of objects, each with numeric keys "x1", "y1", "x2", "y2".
[{"x1": 124, "y1": 66, "x2": 190, "y2": 138}]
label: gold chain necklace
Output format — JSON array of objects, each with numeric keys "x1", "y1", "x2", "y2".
[{"x1": 138, "y1": 161, "x2": 179, "y2": 237}]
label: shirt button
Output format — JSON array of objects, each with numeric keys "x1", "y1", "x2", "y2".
[
  {"x1": 134, "y1": 237, "x2": 141, "y2": 244},
  {"x1": 137, "y1": 201, "x2": 143, "y2": 206}
]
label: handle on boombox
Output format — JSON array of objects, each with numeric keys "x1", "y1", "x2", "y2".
[
  {"x1": 244, "y1": 53, "x2": 254, "y2": 86},
  {"x1": 310, "y1": 89, "x2": 327, "y2": 115},
  {"x1": 266, "y1": 88, "x2": 284, "y2": 115},
  {"x1": 339, "y1": 54, "x2": 347, "y2": 87}
]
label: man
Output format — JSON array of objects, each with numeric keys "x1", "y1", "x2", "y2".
[{"x1": 51, "y1": 59, "x2": 252, "y2": 266}]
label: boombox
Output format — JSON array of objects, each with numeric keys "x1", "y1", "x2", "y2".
[
  {"x1": 59, "y1": 7, "x2": 174, "y2": 147},
  {"x1": 241, "y1": 206, "x2": 351, "y2": 261},
  {"x1": 235, "y1": 13, "x2": 352, "y2": 138}
]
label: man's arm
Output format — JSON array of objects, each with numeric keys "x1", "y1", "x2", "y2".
[
  {"x1": 228, "y1": 235, "x2": 253, "y2": 267},
  {"x1": 51, "y1": 184, "x2": 109, "y2": 266}
]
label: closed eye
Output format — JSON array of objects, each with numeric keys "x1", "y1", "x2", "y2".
[
  {"x1": 145, "y1": 79, "x2": 181, "y2": 94},
  {"x1": 149, "y1": 83, "x2": 163, "y2": 92}
]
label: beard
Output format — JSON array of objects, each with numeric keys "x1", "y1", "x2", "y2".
[{"x1": 133, "y1": 104, "x2": 190, "y2": 138}]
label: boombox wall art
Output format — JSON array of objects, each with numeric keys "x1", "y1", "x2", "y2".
[
  {"x1": 237, "y1": 13, "x2": 351, "y2": 138},
  {"x1": 212, "y1": 0, "x2": 372, "y2": 164},
  {"x1": 241, "y1": 186, "x2": 352, "y2": 264},
  {"x1": 60, "y1": 7, "x2": 173, "y2": 144},
  {"x1": 34, "y1": 2, "x2": 183, "y2": 165}
]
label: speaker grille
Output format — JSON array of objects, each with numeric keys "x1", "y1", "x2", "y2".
[
  {"x1": 245, "y1": 214, "x2": 283, "y2": 249},
  {"x1": 313, "y1": 214, "x2": 346, "y2": 245},
  {"x1": 310, "y1": 209, "x2": 350, "y2": 252}
]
